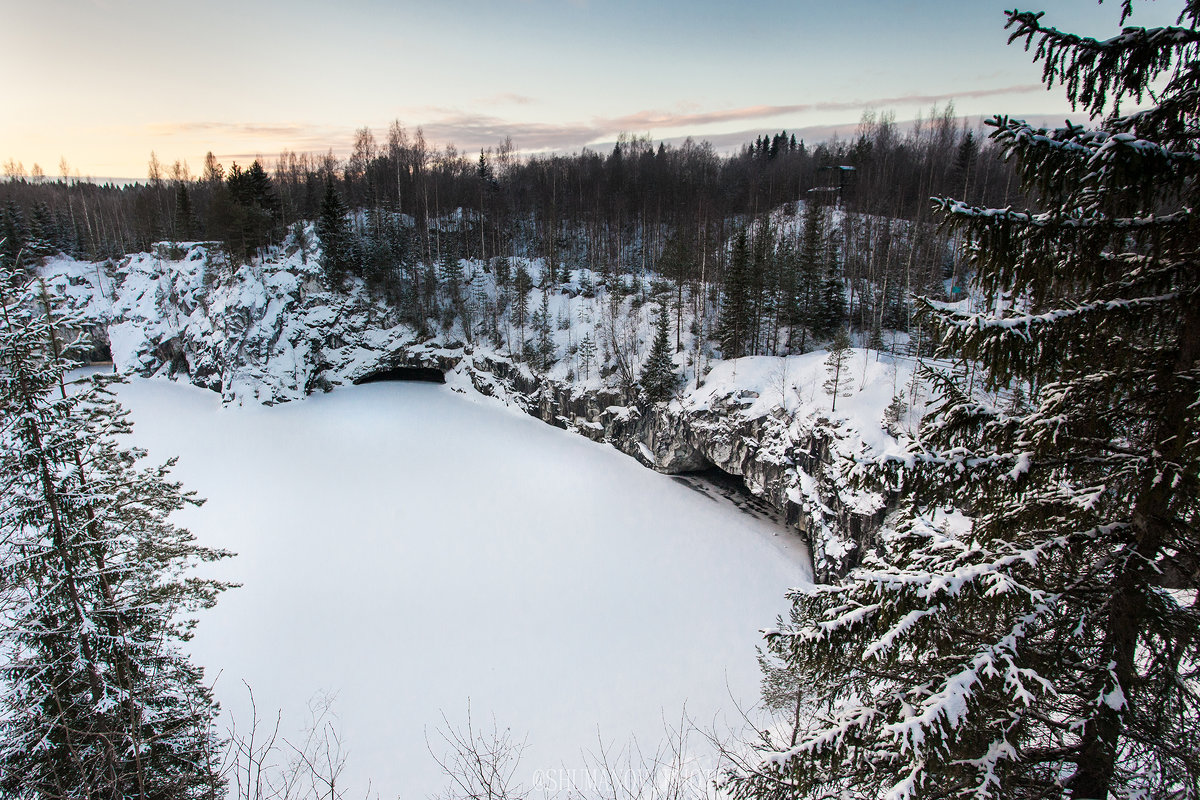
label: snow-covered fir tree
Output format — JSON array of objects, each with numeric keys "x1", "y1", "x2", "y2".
[
  {"x1": 724, "y1": 3, "x2": 1200, "y2": 799},
  {"x1": 0, "y1": 266, "x2": 231, "y2": 799},
  {"x1": 640, "y1": 303, "x2": 677, "y2": 402}
]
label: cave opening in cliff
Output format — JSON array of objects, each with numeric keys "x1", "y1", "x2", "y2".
[
  {"x1": 689, "y1": 465, "x2": 751, "y2": 497},
  {"x1": 354, "y1": 366, "x2": 446, "y2": 385},
  {"x1": 675, "y1": 465, "x2": 784, "y2": 524}
]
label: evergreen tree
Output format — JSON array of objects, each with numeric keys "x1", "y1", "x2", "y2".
[
  {"x1": 243, "y1": 159, "x2": 280, "y2": 249},
  {"x1": 317, "y1": 179, "x2": 353, "y2": 286},
  {"x1": 439, "y1": 248, "x2": 462, "y2": 305},
  {"x1": 534, "y1": 289, "x2": 554, "y2": 371},
  {"x1": 174, "y1": 184, "x2": 196, "y2": 241},
  {"x1": 749, "y1": 219, "x2": 776, "y2": 355},
  {"x1": 220, "y1": 160, "x2": 279, "y2": 258},
  {"x1": 513, "y1": 263, "x2": 533, "y2": 359},
  {"x1": 774, "y1": 237, "x2": 800, "y2": 351},
  {"x1": 640, "y1": 303, "x2": 677, "y2": 402},
  {"x1": 718, "y1": 228, "x2": 751, "y2": 358},
  {"x1": 0, "y1": 268, "x2": 230, "y2": 799},
  {"x1": 1, "y1": 201, "x2": 28, "y2": 273},
  {"x1": 822, "y1": 327, "x2": 852, "y2": 412},
  {"x1": 794, "y1": 200, "x2": 826, "y2": 350},
  {"x1": 53, "y1": 207, "x2": 78, "y2": 256},
  {"x1": 578, "y1": 331, "x2": 597, "y2": 380},
  {"x1": 725, "y1": 4, "x2": 1200, "y2": 799},
  {"x1": 812, "y1": 235, "x2": 845, "y2": 339},
  {"x1": 27, "y1": 202, "x2": 58, "y2": 258},
  {"x1": 951, "y1": 128, "x2": 979, "y2": 202}
]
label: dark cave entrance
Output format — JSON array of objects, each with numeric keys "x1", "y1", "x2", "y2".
[
  {"x1": 671, "y1": 464, "x2": 786, "y2": 525},
  {"x1": 354, "y1": 366, "x2": 447, "y2": 385}
]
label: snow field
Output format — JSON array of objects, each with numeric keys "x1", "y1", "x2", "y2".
[{"x1": 114, "y1": 377, "x2": 812, "y2": 800}]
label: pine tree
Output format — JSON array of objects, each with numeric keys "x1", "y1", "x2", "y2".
[
  {"x1": 0, "y1": 268, "x2": 230, "y2": 799},
  {"x1": 640, "y1": 303, "x2": 677, "y2": 402},
  {"x1": 317, "y1": 179, "x2": 353, "y2": 286},
  {"x1": 725, "y1": 4, "x2": 1200, "y2": 799}
]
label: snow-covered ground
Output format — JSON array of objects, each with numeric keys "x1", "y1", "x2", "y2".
[{"x1": 114, "y1": 376, "x2": 812, "y2": 800}]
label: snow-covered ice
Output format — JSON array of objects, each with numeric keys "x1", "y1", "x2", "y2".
[{"x1": 113, "y1": 377, "x2": 812, "y2": 799}]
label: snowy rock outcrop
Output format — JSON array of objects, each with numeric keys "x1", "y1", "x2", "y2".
[
  {"x1": 43, "y1": 244, "x2": 913, "y2": 582},
  {"x1": 476, "y1": 356, "x2": 909, "y2": 581},
  {"x1": 45, "y1": 244, "x2": 450, "y2": 404}
]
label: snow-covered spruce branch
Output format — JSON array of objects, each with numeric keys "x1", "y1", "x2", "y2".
[
  {"x1": 933, "y1": 199, "x2": 1193, "y2": 230},
  {"x1": 987, "y1": 115, "x2": 1200, "y2": 167},
  {"x1": 1005, "y1": 9, "x2": 1200, "y2": 116}
]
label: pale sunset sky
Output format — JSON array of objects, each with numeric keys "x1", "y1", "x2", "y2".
[{"x1": 2, "y1": 0, "x2": 1180, "y2": 179}]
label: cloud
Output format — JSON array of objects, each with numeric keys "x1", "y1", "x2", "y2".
[
  {"x1": 474, "y1": 93, "x2": 539, "y2": 106},
  {"x1": 597, "y1": 84, "x2": 1045, "y2": 132},
  {"x1": 418, "y1": 83, "x2": 1047, "y2": 152},
  {"x1": 147, "y1": 121, "x2": 326, "y2": 139},
  {"x1": 143, "y1": 83, "x2": 1055, "y2": 165}
]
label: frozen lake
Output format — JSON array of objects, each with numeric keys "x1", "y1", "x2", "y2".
[{"x1": 114, "y1": 377, "x2": 812, "y2": 799}]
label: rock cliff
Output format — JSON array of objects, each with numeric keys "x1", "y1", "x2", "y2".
[{"x1": 43, "y1": 244, "x2": 911, "y2": 582}]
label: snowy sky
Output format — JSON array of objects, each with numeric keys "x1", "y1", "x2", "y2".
[{"x1": 3, "y1": 0, "x2": 1181, "y2": 179}]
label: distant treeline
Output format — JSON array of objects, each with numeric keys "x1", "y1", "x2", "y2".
[{"x1": 0, "y1": 105, "x2": 1016, "y2": 350}]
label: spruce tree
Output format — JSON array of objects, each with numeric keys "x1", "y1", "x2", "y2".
[
  {"x1": 512, "y1": 263, "x2": 533, "y2": 360},
  {"x1": 0, "y1": 268, "x2": 230, "y2": 799},
  {"x1": 725, "y1": 4, "x2": 1200, "y2": 799},
  {"x1": 822, "y1": 327, "x2": 852, "y2": 412},
  {"x1": 317, "y1": 179, "x2": 353, "y2": 286},
  {"x1": 794, "y1": 200, "x2": 826, "y2": 350},
  {"x1": 749, "y1": 219, "x2": 776, "y2": 355},
  {"x1": 718, "y1": 228, "x2": 751, "y2": 358},
  {"x1": 1, "y1": 201, "x2": 28, "y2": 273},
  {"x1": 535, "y1": 290, "x2": 554, "y2": 372},
  {"x1": 28, "y1": 202, "x2": 58, "y2": 258},
  {"x1": 439, "y1": 248, "x2": 462, "y2": 305},
  {"x1": 640, "y1": 303, "x2": 677, "y2": 402},
  {"x1": 578, "y1": 332, "x2": 597, "y2": 380},
  {"x1": 951, "y1": 129, "x2": 979, "y2": 202},
  {"x1": 175, "y1": 184, "x2": 196, "y2": 241},
  {"x1": 812, "y1": 236, "x2": 845, "y2": 340}
]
